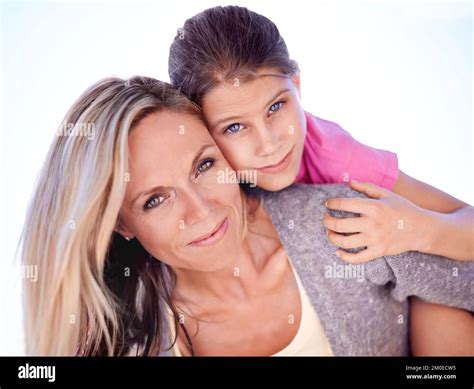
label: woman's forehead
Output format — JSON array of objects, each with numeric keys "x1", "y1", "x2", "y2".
[
  {"x1": 125, "y1": 112, "x2": 218, "y2": 196},
  {"x1": 129, "y1": 111, "x2": 211, "y2": 143},
  {"x1": 128, "y1": 111, "x2": 215, "y2": 165}
]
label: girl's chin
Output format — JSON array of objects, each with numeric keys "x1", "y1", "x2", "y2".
[{"x1": 257, "y1": 172, "x2": 296, "y2": 191}]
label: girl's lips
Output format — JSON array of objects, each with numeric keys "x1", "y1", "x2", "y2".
[
  {"x1": 188, "y1": 217, "x2": 229, "y2": 247},
  {"x1": 257, "y1": 147, "x2": 293, "y2": 174}
]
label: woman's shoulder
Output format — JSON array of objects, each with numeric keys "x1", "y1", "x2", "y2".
[
  {"x1": 261, "y1": 182, "x2": 365, "y2": 199},
  {"x1": 253, "y1": 185, "x2": 474, "y2": 314},
  {"x1": 253, "y1": 183, "x2": 366, "y2": 221}
]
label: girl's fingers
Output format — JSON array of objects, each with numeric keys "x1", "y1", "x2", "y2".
[
  {"x1": 325, "y1": 197, "x2": 376, "y2": 215},
  {"x1": 335, "y1": 247, "x2": 380, "y2": 264},
  {"x1": 349, "y1": 180, "x2": 388, "y2": 199},
  {"x1": 327, "y1": 230, "x2": 367, "y2": 250},
  {"x1": 323, "y1": 213, "x2": 368, "y2": 233}
]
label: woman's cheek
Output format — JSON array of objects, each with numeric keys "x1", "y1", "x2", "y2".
[
  {"x1": 203, "y1": 167, "x2": 240, "y2": 197},
  {"x1": 141, "y1": 219, "x2": 177, "y2": 259}
]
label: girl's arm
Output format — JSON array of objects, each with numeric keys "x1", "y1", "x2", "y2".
[
  {"x1": 391, "y1": 170, "x2": 474, "y2": 261},
  {"x1": 323, "y1": 170, "x2": 474, "y2": 262},
  {"x1": 410, "y1": 297, "x2": 474, "y2": 356},
  {"x1": 324, "y1": 184, "x2": 474, "y2": 356},
  {"x1": 386, "y1": 171, "x2": 474, "y2": 356}
]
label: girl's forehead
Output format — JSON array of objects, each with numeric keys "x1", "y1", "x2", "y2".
[{"x1": 203, "y1": 74, "x2": 294, "y2": 109}]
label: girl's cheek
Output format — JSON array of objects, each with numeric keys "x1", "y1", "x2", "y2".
[
  {"x1": 237, "y1": 141, "x2": 257, "y2": 167},
  {"x1": 279, "y1": 118, "x2": 294, "y2": 139},
  {"x1": 285, "y1": 106, "x2": 303, "y2": 133},
  {"x1": 216, "y1": 138, "x2": 254, "y2": 170},
  {"x1": 284, "y1": 109, "x2": 305, "y2": 144}
]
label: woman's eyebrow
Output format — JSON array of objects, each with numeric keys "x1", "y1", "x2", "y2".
[
  {"x1": 211, "y1": 88, "x2": 291, "y2": 131},
  {"x1": 130, "y1": 185, "x2": 165, "y2": 208},
  {"x1": 191, "y1": 144, "x2": 216, "y2": 171},
  {"x1": 130, "y1": 144, "x2": 216, "y2": 207}
]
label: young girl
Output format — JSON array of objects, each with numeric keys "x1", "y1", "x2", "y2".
[{"x1": 167, "y1": 6, "x2": 473, "y2": 354}]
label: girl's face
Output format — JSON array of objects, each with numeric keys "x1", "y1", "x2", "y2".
[
  {"x1": 201, "y1": 67, "x2": 307, "y2": 191},
  {"x1": 116, "y1": 111, "x2": 245, "y2": 272}
]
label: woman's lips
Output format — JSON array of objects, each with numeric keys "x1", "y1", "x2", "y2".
[
  {"x1": 188, "y1": 217, "x2": 229, "y2": 247},
  {"x1": 257, "y1": 147, "x2": 293, "y2": 174}
]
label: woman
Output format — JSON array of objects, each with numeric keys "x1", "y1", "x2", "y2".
[{"x1": 20, "y1": 76, "x2": 473, "y2": 356}]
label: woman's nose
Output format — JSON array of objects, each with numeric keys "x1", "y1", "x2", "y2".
[{"x1": 182, "y1": 188, "x2": 212, "y2": 226}]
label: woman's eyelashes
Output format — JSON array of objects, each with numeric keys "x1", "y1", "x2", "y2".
[
  {"x1": 195, "y1": 157, "x2": 216, "y2": 178},
  {"x1": 142, "y1": 157, "x2": 217, "y2": 211},
  {"x1": 143, "y1": 193, "x2": 169, "y2": 211},
  {"x1": 222, "y1": 100, "x2": 286, "y2": 135}
]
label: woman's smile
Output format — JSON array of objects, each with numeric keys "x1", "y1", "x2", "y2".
[{"x1": 187, "y1": 217, "x2": 229, "y2": 247}]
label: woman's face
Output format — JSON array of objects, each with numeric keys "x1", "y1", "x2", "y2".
[
  {"x1": 201, "y1": 67, "x2": 307, "y2": 192},
  {"x1": 117, "y1": 111, "x2": 245, "y2": 272}
]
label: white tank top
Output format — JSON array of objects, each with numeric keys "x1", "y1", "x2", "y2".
[
  {"x1": 272, "y1": 256, "x2": 333, "y2": 356},
  {"x1": 167, "y1": 256, "x2": 334, "y2": 356}
]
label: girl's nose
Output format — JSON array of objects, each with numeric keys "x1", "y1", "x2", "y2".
[{"x1": 254, "y1": 123, "x2": 281, "y2": 157}]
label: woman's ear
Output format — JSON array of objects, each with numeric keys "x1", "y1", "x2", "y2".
[{"x1": 114, "y1": 216, "x2": 135, "y2": 241}]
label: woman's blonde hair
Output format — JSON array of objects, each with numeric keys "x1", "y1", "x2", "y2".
[{"x1": 19, "y1": 76, "x2": 202, "y2": 356}]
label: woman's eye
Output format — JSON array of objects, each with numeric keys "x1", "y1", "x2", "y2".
[
  {"x1": 144, "y1": 194, "x2": 167, "y2": 211},
  {"x1": 269, "y1": 101, "x2": 284, "y2": 113},
  {"x1": 224, "y1": 123, "x2": 242, "y2": 134},
  {"x1": 196, "y1": 158, "x2": 215, "y2": 177}
]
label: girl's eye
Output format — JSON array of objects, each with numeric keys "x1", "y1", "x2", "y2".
[
  {"x1": 196, "y1": 158, "x2": 215, "y2": 177},
  {"x1": 224, "y1": 123, "x2": 242, "y2": 134},
  {"x1": 144, "y1": 194, "x2": 168, "y2": 211},
  {"x1": 269, "y1": 101, "x2": 284, "y2": 114}
]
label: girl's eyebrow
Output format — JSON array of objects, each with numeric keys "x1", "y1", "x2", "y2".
[
  {"x1": 211, "y1": 87, "x2": 291, "y2": 131},
  {"x1": 263, "y1": 87, "x2": 291, "y2": 109},
  {"x1": 211, "y1": 115, "x2": 242, "y2": 131}
]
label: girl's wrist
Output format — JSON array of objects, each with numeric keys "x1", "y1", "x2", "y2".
[
  {"x1": 417, "y1": 207, "x2": 452, "y2": 256},
  {"x1": 412, "y1": 207, "x2": 439, "y2": 255}
]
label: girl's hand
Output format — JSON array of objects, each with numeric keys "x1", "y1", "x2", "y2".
[{"x1": 323, "y1": 180, "x2": 429, "y2": 263}]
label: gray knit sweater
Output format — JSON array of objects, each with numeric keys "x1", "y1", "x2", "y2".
[{"x1": 257, "y1": 183, "x2": 473, "y2": 356}]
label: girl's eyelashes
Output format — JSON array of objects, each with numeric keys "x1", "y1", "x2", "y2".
[
  {"x1": 195, "y1": 157, "x2": 216, "y2": 179},
  {"x1": 223, "y1": 123, "x2": 243, "y2": 135},
  {"x1": 143, "y1": 193, "x2": 169, "y2": 211},
  {"x1": 221, "y1": 100, "x2": 286, "y2": 134},
  {"x1": 268, "y1": 100, "x2": 285, "y2": 114},
  {"x1": 222, "y1": 100, "x2": 286, "y2": 134}
]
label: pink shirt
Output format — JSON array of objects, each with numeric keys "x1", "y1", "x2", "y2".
[{"x1": 296, "y1": 112, "x2": 399, "y2": 190}]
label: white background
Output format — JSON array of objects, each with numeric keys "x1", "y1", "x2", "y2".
[{"x1": 1, "y1": 0, "x2": 472, "y2": 355}]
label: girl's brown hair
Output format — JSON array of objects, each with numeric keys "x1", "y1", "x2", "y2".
[{"x1": 168, "y1": 6, "x2": 298, "y2": 106}]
